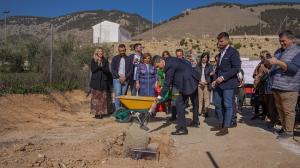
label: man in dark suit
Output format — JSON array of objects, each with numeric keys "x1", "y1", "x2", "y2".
[
  {"x1": 154, "y1": 56, "x2": 200, "y2": 135},
  {"x1": 212, "y1": 32, "x2": 241, "y2": 136}
]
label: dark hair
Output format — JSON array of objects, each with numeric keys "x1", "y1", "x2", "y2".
[
  {"x1": 133, "y1": 43, "x2": 142, "y2": 50},
  {"x1": 175, "y1": 49, "x2": 183, "y2": 53},
  {"x1": 153, "y1": 55, "x2": 164, "y2": 66},
  {"x1": 217, "y1": 32, "x2": 230, "y2": 40},
  {"x1": 279, "y1": 30, "x2": 295, "y2": 40},
  {"x1": 214, "y1": 54, "x2": 219, "y2": 61},
  {"x1": 143, "y1": 53, "x2": 152, "y2": 62},
  {"x1": 199, "y1": 52, "x2": 210, "y2": 65},
  {"x1": 162, "y1": 50, "x2": 171, "y2": 57},
  {"x1": 118, "y1": 44, "x2": 126, "y2": 48}
]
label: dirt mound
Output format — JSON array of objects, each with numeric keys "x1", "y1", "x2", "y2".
[
  {"x1": 103, "y1": 132, "x2": 126, "y2": 157},
  {"x1": 123, "y1": 124, "x2": 151, "y2": 156},
  {"x1": 0, "y1": 90, "x2": 90, "y2": 136},
  {"x1": 150, "y1": 130, "x2": 175, "y2": 158},
  {"x1": 102, "y1": 123, "x2": 175, "y2": 160}
]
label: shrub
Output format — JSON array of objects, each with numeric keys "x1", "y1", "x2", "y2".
[
  {"x1": 233, "y1": 42, "x2": 242, "y2": 50},
  {"x1": 180, "y1": 39, "x2": 186, "y2": 46},
  {"x1": 0, "y1": 35, "x2": 107, "y2": 95},
  {"x1": 0, "y1": 72, "x2": 48, "y2": 95},
  {"x1": 192, "y1": 44, "x2": 200, "y2": 50}
]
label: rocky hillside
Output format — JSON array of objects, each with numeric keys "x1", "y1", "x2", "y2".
[
  {"x1": 0, "y1": 10, "x2": 152, "y2": 43},
  {"x1": 134, "y1": 2, "x2": 300, "y2": 40}
]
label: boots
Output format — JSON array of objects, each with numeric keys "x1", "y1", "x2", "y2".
[{"x1": 210, "y1": 124, "x2": 222, "y2": 131}]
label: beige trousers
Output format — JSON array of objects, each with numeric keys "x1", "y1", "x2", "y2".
[
  {"x1": 198, "y1": 85, "x2": 210, "y2": 114},
  {"x1": 272, "y1": 90, "x2": 298, "y2": 132}
]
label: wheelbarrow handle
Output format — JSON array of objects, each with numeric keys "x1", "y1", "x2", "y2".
[{"x1": 148, "y1": 99, "x2": 159, "y2": 113}]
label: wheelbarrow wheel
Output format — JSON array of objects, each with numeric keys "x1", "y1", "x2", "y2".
[{"x1": 114, "y1": 108, "x2": 132, "y2": 123}]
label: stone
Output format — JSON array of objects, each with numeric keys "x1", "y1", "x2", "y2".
[{"x1": 147, "y1": 143, "x2": 159, "y2": 152}]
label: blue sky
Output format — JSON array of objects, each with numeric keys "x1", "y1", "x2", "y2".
[{"x1": 0, "y1": 0, "x2": 299, "y2": 23}]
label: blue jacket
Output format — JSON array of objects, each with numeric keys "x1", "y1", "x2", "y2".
[
  {"x1": 215, "y1": 46, "x2": 241, "y2": 90},
  {"x1": 111, "y1": 54, "x2": 133, "y2": 81},
  {"x1": 161, "y1": 57, "x2": 200, "y2": 96}
]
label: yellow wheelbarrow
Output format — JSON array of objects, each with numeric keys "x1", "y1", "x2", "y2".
[{"x1": 113, "y1": 95, "x2": 158, "y2": 130}]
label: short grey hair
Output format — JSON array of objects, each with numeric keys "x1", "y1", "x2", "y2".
[{"x1": 279, "y1": 30, "x2": 295, "y2": 40}]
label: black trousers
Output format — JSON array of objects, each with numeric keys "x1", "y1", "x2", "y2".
[{"x1": 176, "y1": 89, "x2": 199, "y2": 128}]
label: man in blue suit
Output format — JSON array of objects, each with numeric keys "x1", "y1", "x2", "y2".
[
  {"x1": 154, "y1": 56, "x2": 200, "y2": 135},
  {"x1": 212, "y1": 32, "x2": 241, "y2": 136}
]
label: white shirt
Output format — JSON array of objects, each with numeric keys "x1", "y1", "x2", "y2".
[
  {"x1": 133, "y1": 53, "x2": 141, "y2": 80},
  {"x1": 118, "y1": 57, "x2": 125, "y2": 75},
  {"x1": 219, "y1": 45, "x2": 230, "y2": 65},
  {"x1": 201, "y1": 63, "x2": 206, "y2": 82}
]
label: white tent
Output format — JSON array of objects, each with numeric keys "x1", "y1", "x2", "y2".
[{"x1": 92, "y1": 20, "x2": 131, "y2": 43}]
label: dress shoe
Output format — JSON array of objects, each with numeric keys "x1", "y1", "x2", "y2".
[
  {"x1": 210, "y1": 125, "x2": 222, "y2": 131},
  {"x1": 95, "y1": 115, "x2": 103, "y2": 119},
  {"x1": 188, "y1": 122, "x2": 200, "y2": 128},
  {"x1": 215, "y1": 128, "x2": 229, "y2": 136},
  {"x1": 276, "y1": 128, "x2": 285, "y2": 134},
  {"x1": 250, "y1": 115, "x2": 259, "y2": 120},
  {"x1": 171, "y1": 127, "x2": 188, "y2": 135},
  {"x1": 203, "y1": 112, "x2": 208, "y2": 118},
  {"x1": 167, "y1": 116, "x2": 177, "y2": 122},
  {"x1": 276, "y1": 132, "x2": 293, "y2": 140}
]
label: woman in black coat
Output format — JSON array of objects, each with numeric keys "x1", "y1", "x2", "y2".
[{"x1": 90, "y1": 47, "x2": 111, "y2": 119}]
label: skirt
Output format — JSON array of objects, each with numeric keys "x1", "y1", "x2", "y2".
[{"x1": 91, "y1": 89, "x2": 108, "y2": 116}]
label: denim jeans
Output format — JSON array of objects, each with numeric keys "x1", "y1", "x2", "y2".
[
  {"x1": 113, "y1": 79, "x2": 129, "y2": 111},
  {"x1": 131, "y1": 80, "x2": 138, "y2": 96},
  {"x1": 213, "y1": 87, "x2": 235, "y2": 128}
]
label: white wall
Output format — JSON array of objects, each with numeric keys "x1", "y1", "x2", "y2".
[
  {"x1": 93, "y1": 21, "x2": 131, "y2": 43},
  {"x1": 241, "y1": 59, "x2": 260, "y2": 84},
  {"x1": 92, "y1": 21, "x2": 119, "y2": 43}
]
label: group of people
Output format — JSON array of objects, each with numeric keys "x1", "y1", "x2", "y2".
[
  {"x1": 251, "y1": 30, "x2": 300, "y2": 139},
  {"x1": 88, "y1": 30, "x2": 300, "y2": 138}
]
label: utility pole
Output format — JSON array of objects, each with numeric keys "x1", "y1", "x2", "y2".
[
  {"x1": 259, "y1": 14, "x2": 262, "y2": 36},
  {"x1": 151, "y1": 0, "x2": 154, "y2": 40},
  {"x1": 99, "y1": 22, "x2": 102, "y2": 46},
  {"x1": 3, "y1": 11, "x2": 10, "y2": 43},
  {"x1": 137, "y1": 17, "x2": 140, "y2": 34},
  {"x1": 49, "y1": 24, "x2": 53, "y2": 87}
]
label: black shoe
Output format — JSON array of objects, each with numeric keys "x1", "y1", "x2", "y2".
[
  {"x1": 276, "y1": 132, "x2": 293, "y2": 139},
  {"x1": 204, "y1": 112, "x2": 208, "y2": 118},
  {"x1": 259, "y1": 115, "x2": 266, "y2": 120},
  {"x1": 95, "y1": 115, "x2": 103, "y2": 119},
  {"x1": 188, "y1": 122, "x2": 200, "y2": 128},
  {"x1": 276, "y1": 128, "x2": 285, "y2": 134},
  {"x1": 167, "y1": 116, "x2": 177, "y2": 122},
  {"x1": 215, "y1": 128, "x2": 229, "y2": 136},
  {"x1": 250, "y1": 115, "x2": 259, "y2": 120},
  {"x1": 171, "y1": 127, "x2": 188, "y2": 135}
]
